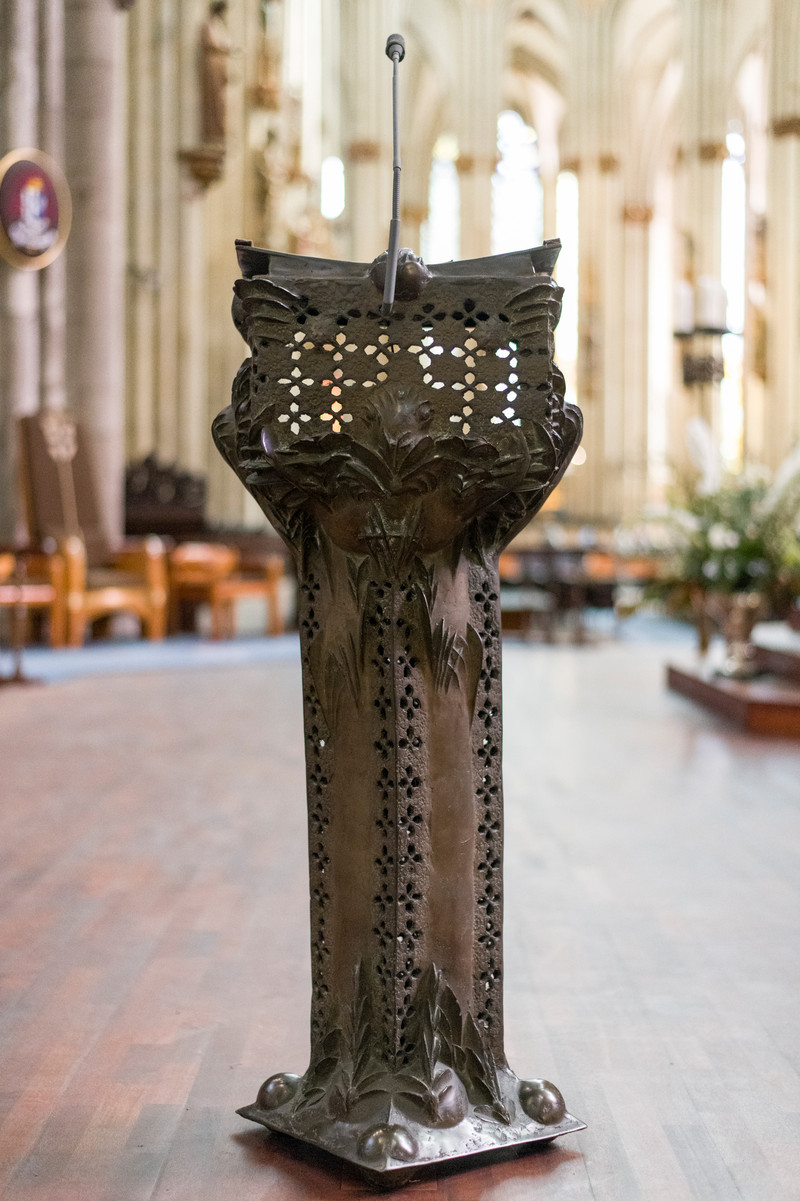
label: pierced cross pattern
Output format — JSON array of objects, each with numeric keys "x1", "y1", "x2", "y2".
[
  {"x1": 472, "y1": 574, "x2": 504, "y2": 1035},
  {"x1": 251, "y1": 288, "x2": 550, "y2": 440}
]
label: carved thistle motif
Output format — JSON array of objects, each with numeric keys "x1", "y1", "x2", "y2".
[{"x1": 214, "y1": 243, "x2": 585, "y2": 1184}]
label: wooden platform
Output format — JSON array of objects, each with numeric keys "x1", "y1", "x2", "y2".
[
  {"x1": 666, "y1": 663, "x2": 800, "y2": 736},
  {"x1": 1, "y1": 639, "x2": 800, "y2": 1199},
  {"x1": 667, "y1": 636, "x2": 800, "y2": 736},
  {"x1": 753, "y1": 641, "x2": 800, "y2": 682}
]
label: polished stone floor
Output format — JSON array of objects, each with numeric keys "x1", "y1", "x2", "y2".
[{"x1": 1, "y1": 626, "x2": 798, "y2": 1200}]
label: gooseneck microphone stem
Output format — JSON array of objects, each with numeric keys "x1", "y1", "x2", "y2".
[{"x1": 381, "y1": 34, "x2": 405, "y2": 317}]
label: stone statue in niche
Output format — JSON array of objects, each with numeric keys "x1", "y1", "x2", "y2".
[
  {"x1": 199, "y1": 0, "x2": 231, "y2": 145},
  {"x1": 214, "y1": 238, "x2": 585, "y2": 1185}
]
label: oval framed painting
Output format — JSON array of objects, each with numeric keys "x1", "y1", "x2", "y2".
[{"x1": 0, "y1": 148, "x2": 72, "y2": 271}]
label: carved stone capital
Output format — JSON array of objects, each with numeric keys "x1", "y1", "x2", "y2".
[
  {"x1": 771, "y1": 115, "x2": 800, "y2": 138},
  {"x1": 698, "y1": 140, "x2": 728, "y2": 162},
  {"x1": 348, "y1": 140, "x2": 381, "y2": 163},
  {"x1": 683, "y1": 353, "x2": 724, "y2": 386},
  {"x1": 623, "y1": 203, "x2": 654, "y2": 224},
  {"x1": 178, "y1": 145, "x2": 225, "y2": 187},
  {"x1": 455, "y1": 153, "x2": 499, "y2": 176},
  {"x1": 598, "y1": 153, "x2": 620, "y2": 174},
  {"x1": 401, "y1": 203, "x2": 428, "y2": 226}
]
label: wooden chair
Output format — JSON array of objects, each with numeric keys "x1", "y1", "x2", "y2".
[
  {"x1": 498, "y1": 551, "x2": 556, "y2": 640},
  {"x1": 59, "y1": 534, "x2": 168, "y2": 647},
  {"x1": 0, "y1": 550, "x2": 68, "y2": 680},
  {"x1": 0, "y1": 549, "x2": 67, "y2": 648},
  {"x1": 168, "y1": 541, "x2": 285, "y2": 639},
  {"x1": 18, "y1": 412, "x2": 168, "y2": 647}
]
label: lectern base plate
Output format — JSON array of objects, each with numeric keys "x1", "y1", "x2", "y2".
[{"x1": 238, "y1": 1084, "x2": 586, "y2": 1188}]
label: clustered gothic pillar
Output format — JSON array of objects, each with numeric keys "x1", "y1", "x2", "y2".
[
  {"x1": 0, "y1": 0, "x2": 41, "y2": 539},
  {"x1": 123, "y1": 0, "x2": 286, "y2": 531},
  {"x1": 559, "y1": 3, "x2": 625, "y2": 520},
  {"x1": 126, "y1": 0, "x2": 160, "y2": 461},
  {"x1": 64, "y1": 0, "x2": 127, "y2": 542},
  {"x1": 40, "y1": 0, "x2": 67, "y2": 415},
  {"x1": 340, "y1": 0, "x2": 394, "y2": 262},
  {"x1": 620, "y1": 204, "x2": 653, "y2": 516},
  {"x1": 126, "y1": 0, "x2": 214, "y2": 496},
  {"x1": 454, "y1": 4, "x2": 503, "y2": 261},
  {"x1": 765, "y1": 0, "x2": 800, "y2": 466},
  {"x1": 673, "y1": 0, "x2": 730, "y2": 475},
  {"x1": 0, "y1": 0, "x2": 132, "y2": 544}
]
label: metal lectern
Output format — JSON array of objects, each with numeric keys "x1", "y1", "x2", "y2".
[{"x1": 213, "y1": 232, "x2": 585, "y2": 1185}]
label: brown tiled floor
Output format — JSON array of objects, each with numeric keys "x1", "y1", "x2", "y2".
[{"x1": 1, "y1": 641, "x2": 799, "y2": 1199}]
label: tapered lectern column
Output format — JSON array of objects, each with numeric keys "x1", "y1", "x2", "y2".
[{"x1": 214, "y1": 239, "x2": 584, "y2": 1185}]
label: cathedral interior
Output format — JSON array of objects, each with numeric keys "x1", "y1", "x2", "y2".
[{"x1": 1, "y1": 2, "x2": 799, "y2": 1199}]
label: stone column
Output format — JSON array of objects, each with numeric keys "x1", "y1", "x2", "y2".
[
  {"x1": 558, "y1": 4, "x2": 625, "y2": 520},
  {"x1": 455, "y1": 154, "x2": 495, "y2": 260},
  {"x1": 620, "y1": 204, "x2": 653, "y2": 516},
  {"x1": 674, "y1": 0, "x2": 730, "y2": 470},
  {"x1": 765, "y1": 0, "x2": 800, "y2": 465},
  {"x1": 667, "y1": 159, "x2": 699, "y2": 487},
  {"x1": 401, "y1": 202, "x2": 427, "y2": 261},
  {"x1": 39, "y1": 0, "x2": 67, "y2": 414},
  {"x1": 0, "y1": 0, "x2": 40, "y2": 540},
  {"x1": 126, "y1": 0, "x2": 209, "y2": 479},
  {"x1": 566, "y1": 158, "x2": 624, "y2": 520},
  {"x1": 741, "y1": 64, "x2": 769, "y2": 472},
  {"x1": 453, "y1": 2, "x2": 503, "y2": 261},
  {"x1": 541, "y1": 169, "x2": 558, "y2": 243},
  {"x1": 155, "y1": 0, "x2": 181, "y2": 466},
  {"x1": 126, "y1": 0, "x2": 159, "y2": 458},
  {"x1": 176, "y1": 0, "x2": 208, "y2": 475},
  {"x1": 64, "y1": 0, "x2": 127, "y2": 542},
  {"x1": 339, "y1": 0, "x2": 394, "y2": 262}
]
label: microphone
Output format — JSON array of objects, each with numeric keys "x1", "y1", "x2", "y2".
[
  {"x1": 381, "y1": 35, "x2": 405, "y2": 315},
  {"x1": 385, "y1": 33, "x2": 405, "y2": 62}
]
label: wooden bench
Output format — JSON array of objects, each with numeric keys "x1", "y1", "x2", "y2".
[{"x1": 168, "y1": 542, "x2": 285, "y2": 639}]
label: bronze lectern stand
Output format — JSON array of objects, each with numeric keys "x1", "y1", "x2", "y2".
[{"x1": 214, "y1": 238, "x2": 584, "y2": 1186}]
